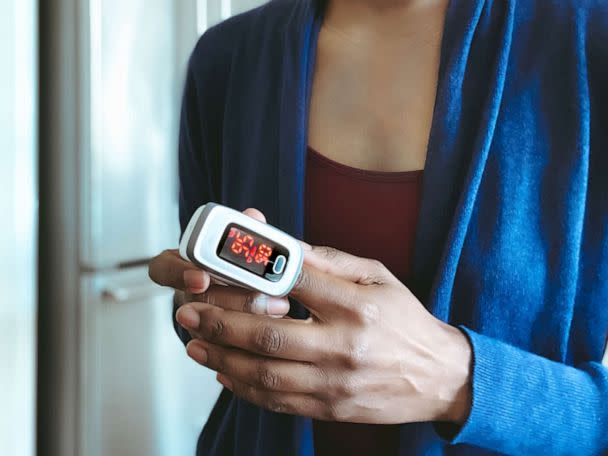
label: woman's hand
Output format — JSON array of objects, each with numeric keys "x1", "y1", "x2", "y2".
[
  {"x1": 178, "y1": 240, "x2": 473, "y2": 425},
  {"x1": 148, "y1": 208, "x2": 291, "y2": 319}
]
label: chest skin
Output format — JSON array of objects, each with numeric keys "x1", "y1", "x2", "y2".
[{"x1": 307, "y1": 1, "x2": 449, "y2": 173}]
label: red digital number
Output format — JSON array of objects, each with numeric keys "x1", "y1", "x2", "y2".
[
  {"x1": 241, "y1": 235, "x2": 255, "y2": 263},
  {"x1": 255, "y1": 244, "x2": 273, "y2": 266},
  {"x1": 230, "y1": 229, "x2": 243, "y2": 254},
  {"x1": 228, "y1": 228, "x2": 273, "y2": 267}
]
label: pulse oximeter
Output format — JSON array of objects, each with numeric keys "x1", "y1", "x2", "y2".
[{"x1": 179, "y1": 203, "x2": 303, "y2": 297}]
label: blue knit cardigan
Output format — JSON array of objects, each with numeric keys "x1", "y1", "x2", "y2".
[{"x1": 174, "y1": 1, "x2": 608, "y2": 454}]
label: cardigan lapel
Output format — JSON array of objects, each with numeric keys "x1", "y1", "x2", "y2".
[
  {"x1": 277, "y1": 1, "x2": 322, "y2": 238},
  {"x1": 275, "y1": 4, "x2": 321, "y2": 455},
  {"x1": 410, "y1": 0, "x2": 517, "y2": 322}
]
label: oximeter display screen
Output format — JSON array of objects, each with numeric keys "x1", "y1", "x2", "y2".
[{"x1": 217, "y1": 224, "x2": 289, "y2": 281}]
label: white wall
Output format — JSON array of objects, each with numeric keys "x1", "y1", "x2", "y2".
[{"x1": 0, "y1": 0, "x2": 38, "y2": 455}]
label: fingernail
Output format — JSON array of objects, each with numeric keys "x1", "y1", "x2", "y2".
[
  {"x1": 184, "y1": 270, "x2": 205, "y2": 292},
  {"x1": 187, "y1": 342, "x2": 207, "y2": 364},
  {"x1": 248, "y1": 294, "x2": 289, "y2": 315},
  {"x1": 187, "y1": 287, "x2": 205, "y2": 295},
  {"x1": 217, "y1": 373, "x2": 233, "y2": 390},
  {"x1": 266, "y1": 297, "x2": 290, "y2": 315},
  {"x1": 176, "y1": 305, "x2": 200, "y2": 330}
]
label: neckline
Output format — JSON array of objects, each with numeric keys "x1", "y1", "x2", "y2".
[
  {"x1": 307, "y1": 146, "x2": 424, "y2": 183},
  {"x1": 307, "y1": 0, "x2": 452, "y2": 178}
]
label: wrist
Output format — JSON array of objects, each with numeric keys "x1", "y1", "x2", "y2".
[{"x1": 430, "y1": 321, "x2": 473, "y2": 424}]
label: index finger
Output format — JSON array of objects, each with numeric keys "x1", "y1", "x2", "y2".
[
  {"x1": 288, "y1": 263, "x2": 360, "y2": 320},
  {"x1": 186, "y1": 302, "x2": 332, "y2": 362},
  {"x1": 302, "y1": 245, "x2": 397, "y2": 286}
]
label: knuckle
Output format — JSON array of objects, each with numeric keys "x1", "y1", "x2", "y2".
[
  {"x1": 256, "y1": 362, "x2": 281, "y2": 390},
  {"x1": 326, "y1": 374, "x2": 357, "y2": 400},
  {"x1": 340, "y1": 334, "x2": 369, "y2": 370},
  {"x1": 325, "y1": 402, "x2": 347, "y2": 422},
  {"x1": 201, "y1": 310, "x2": 227, "y2": 342},
  {"x1": 369, "y1": 258, "x2": 386, "y2": 272},
  {"x1": 293, "y1": 268, "x2": 312, "y2": 293},
  {"x1": 351, "y1": 299, "x2": 380, "y2": 326},
  {"x1": 209, "y1": 319, "x2": 226, "y2": 341},
  {"x1": 355, "y1": 259, "x2": 388, "y2": 285},
  {"x1": 315, "y1": 246, "x2": 339, "y2": 261},
  {"x1": 209, "y1": 350, "x2": 227, "y2": 373},
  {"x1": 253, "y1": 325, "x2": 285, "y2": 355},
  {"x1": 266, "y1": 397, "x2": 288, "y2": 415},
  {"x1": 334, "y1": 375, "x2": 360, "y2": 399},
  {"x1": 239, "y1": 383, "x2": 259, "y2": 405},
  {"x1": 242, "y1": 293, "x2": 258, "y2": 314},
  {"x1": 319, "y1": 246, "x2": 338, "y2": 260}
]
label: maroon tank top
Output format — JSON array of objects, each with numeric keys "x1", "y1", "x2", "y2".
[{"x1": 304, "y1": 146, "x2": 424, "y2": 455}]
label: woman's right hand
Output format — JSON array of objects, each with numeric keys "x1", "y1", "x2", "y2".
[{"x1": 147, "y1": 208, "x2": 291, "y2": 323}]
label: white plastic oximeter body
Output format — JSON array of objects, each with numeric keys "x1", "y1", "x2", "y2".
[{"x1": 179, "y1": 203, "x2": 303, "y2": 297}]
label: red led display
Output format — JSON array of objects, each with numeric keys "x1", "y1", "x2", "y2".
[
  {"x1": 218, "y1": 224, "x2": 288, "y2": 280},
  {"x1": 226, "y1": 227, "x2": 273, "y2": 266}
]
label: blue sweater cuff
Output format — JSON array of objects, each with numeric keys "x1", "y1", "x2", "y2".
[{"x1": 436, "y1": 327, "x2": 608, "y2": 454}]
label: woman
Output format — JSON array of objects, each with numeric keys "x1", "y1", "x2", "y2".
[{"x1": 148, "y1": 0, "x2": 608, "y2": 454}]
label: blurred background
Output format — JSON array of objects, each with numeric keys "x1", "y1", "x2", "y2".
[{"x1": 1, "y1": 1, "x2": 265, "y2": 455}]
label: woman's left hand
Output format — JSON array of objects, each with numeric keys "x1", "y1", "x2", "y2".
[{"x1": 177, "y1": 244, "x2": 472, "y2": 425}]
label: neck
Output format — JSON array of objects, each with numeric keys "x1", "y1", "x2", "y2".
[{"x1": 324, "y1": 0, "x2": 449, "y2": 39}]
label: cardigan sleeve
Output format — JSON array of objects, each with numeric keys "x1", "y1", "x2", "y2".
[
  {"x1": 438, "y1": 4, "x2": 608, "y2": 453},
  {"x1": 177, "y1": 29, "x2": 228, "y2": 233},
  {"x1": 172, "y1": 21, "x2": 237, "y2": 346},
  {"x1": 437, "y1": 328, "x2": 608, "y2": 455}
]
